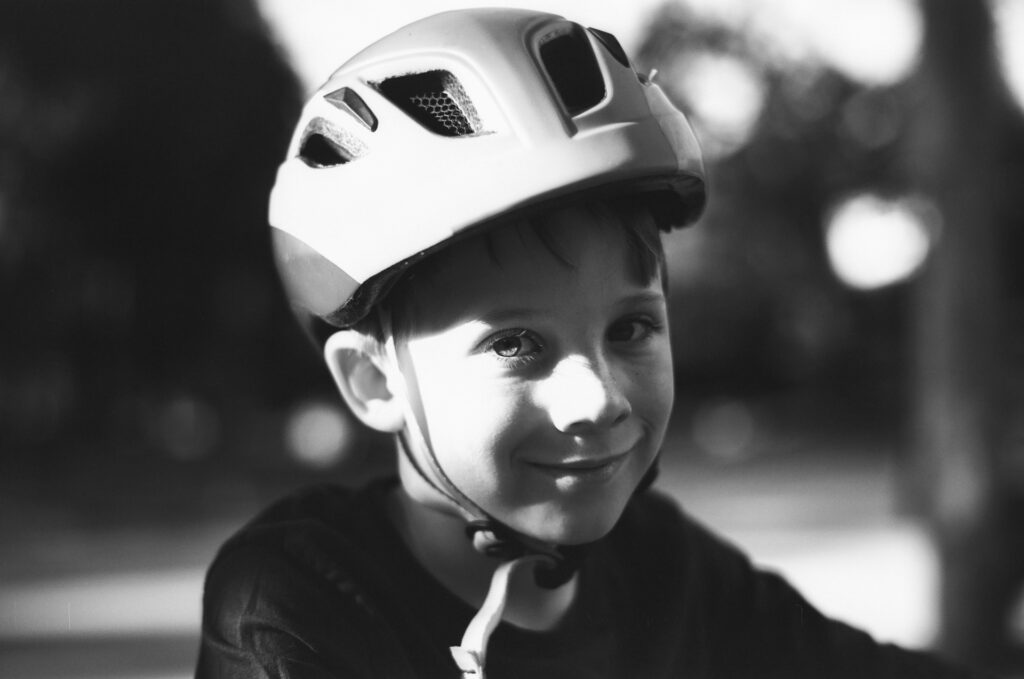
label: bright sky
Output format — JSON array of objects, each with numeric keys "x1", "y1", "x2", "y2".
[
  {"x1": 257, "y1": 0, "x2": 666, "y2": 89},
  {"x1": 256, "y1": 0, "x2": 922, "y2": 90},
  {"x1": 257, "y1": 0, "x2": 1024, "y2": 111}
]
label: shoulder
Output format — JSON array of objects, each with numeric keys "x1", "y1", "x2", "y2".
[
  {"x1": 607, "y1": 491, "x2": 986, "y2": 679},
  {"x1": 205, "y1": 483, "x2": 370, "y2": 587},
  {"x1": 197, "y1": 480, "x2": 408, "y2": 675},
  {"x1": 203, "y1": 479, "x2": 398, "y2": 603},
  {"x1": 597, "y1": 488, "x2": 759, "y2": 629},
  {"x1": 238, "y1": 480, "x2": 380, "y2": 530}
]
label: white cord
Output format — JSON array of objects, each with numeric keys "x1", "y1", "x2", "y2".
[
  {"x1": 449, "y1": 555, "x2": 549, "y2": 678},
  {"x1": 378, "y1": 310, "x2": 557, "y2": 677}
]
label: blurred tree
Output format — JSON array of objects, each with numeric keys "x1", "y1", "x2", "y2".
[
  {"x1": 637, "y1": 0, "x2": 1024, "y2": 670},
  {"x1": 636, "y1": 5, "x2": 913, "y2": 414},
  {"x1": 0, "y1": 1, "x2": 326, "y2": 471},
  {"x1": 909, "y1": 0, "x2": 1024, "y2": 670}
]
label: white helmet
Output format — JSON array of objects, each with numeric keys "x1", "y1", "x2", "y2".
[{"x1": 269, "y1": 7, "x2": 706, "y2": 334}]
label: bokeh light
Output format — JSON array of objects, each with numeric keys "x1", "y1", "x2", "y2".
[
  {"x1": 692, "y1": 399, "x2": 757, "y2": 462},
  {"x1": 799, "y1": 0, "x2": 922, "y2": 86},
  {"x1": 284, "y1": 399, "x2": 353, "y2": 468},
  {"x1": 154, "y1": 396, "x2": 220, "y2": 460},
  {"x1": 669, "y1": 51, "x2": 767, "y2": 158},
  {"x1": 675, "y1": 0, "x2": 922, "y2": 85},
  {"x1": 825, "y1": 194, "x2": 937, "y2": 291},
  {"x1": 992, "y1": 0, "x2": 1024, "y2": 114}
]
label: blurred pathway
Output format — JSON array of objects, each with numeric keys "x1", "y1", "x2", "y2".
[
  {"x1": 657, "y1": 444, "x2": 938, "y2": 649},
  {"x1": 0, "y1": 443, "x2": 940, "y2": 678}
]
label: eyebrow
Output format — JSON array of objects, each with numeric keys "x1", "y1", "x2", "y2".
[
  {"x1": 617, "y1": 290, "x2": 667, "y2": 308},
  {"x1": 476, "y1": 290, "x2": 667, "y2": 326},
  {"x1": 474, "y1": 308, "x2": 543, "y2": 326}
]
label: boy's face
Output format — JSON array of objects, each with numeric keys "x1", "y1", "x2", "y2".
[{"x1": 393, "y1": 207, "x2": 674, "y2": 545}]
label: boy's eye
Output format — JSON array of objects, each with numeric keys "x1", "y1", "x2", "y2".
[
  {"x1": 490, "y1": 332, "x2": 540, "y2": 358},
  {"x1": 608, "y1": 318, "x2": 657, "y2": 343}
]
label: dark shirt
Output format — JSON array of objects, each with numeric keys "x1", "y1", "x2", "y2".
[{"x1": 196, "y1": 479, "x2": 981, "y2": 678}]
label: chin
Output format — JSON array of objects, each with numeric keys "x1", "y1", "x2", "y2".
[
  {"x1": 553, "y1": 521, "x2": 617, "y2": 546},
  {"x1": 517, "y1": 502, "x2": 627, "y2": 546}
]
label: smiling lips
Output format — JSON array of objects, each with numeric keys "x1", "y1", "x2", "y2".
[
  {"x1": 540, "y1": 454, "x2": 626, "y2": 470},
  {"x1": 526, "y1": 449, "x2": 633, "y2": 484}
]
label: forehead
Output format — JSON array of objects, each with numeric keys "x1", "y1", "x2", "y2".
[{"x1": 394, "y1": 204, "x2": 660, "y2": 336}]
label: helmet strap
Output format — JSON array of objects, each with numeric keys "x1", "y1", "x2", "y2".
[
  {"x1": 379, "y1": 306, "x2": 484, "y2": 522},
  {"x1": 450, "y1": 554, "x2": 551, "y2": 678}
]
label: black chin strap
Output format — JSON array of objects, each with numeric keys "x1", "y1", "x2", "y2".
[
  {"x1": 464, "y1": 457, "x2": 660, "y2": 588},
  {"x1": 449, "y1": 458, "x2": 661, "y2": 677},
  {"x1": 464, "y1": 520, "x2": 587, "y2": 589},
  {"x1": 398, "y1": 426, "x2": 586, "y2": 588}
]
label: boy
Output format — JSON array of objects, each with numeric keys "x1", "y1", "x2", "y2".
[{"x1": 197, "y1": 8, "x2": 988, "y2": 678}]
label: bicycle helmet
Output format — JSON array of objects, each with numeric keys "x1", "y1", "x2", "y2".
[
  {"x1": 268, "y1": 9, "x2": 706, "y2": 676},
  {"x1": 269, "y1": 7, "x2": 705, "y2": 334}
]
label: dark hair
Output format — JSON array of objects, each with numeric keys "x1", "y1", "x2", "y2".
[{"x1": 347, "y1": 195, "x2": 668, "y2": 344}]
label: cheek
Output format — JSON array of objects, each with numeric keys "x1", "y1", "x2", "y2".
[
  {"x1": 649, "y1": 364, "x2": 675, "y2": 418},
  {"x1": 414, "y1": 365, "x2": 531, "y2": 476},
  {"x1": 630, "y1": 346, "x2": 675, "y2": 427}
]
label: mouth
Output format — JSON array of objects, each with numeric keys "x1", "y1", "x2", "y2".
[{"x1": 526, "y1": 450, "x2": 631, "y2": 485}]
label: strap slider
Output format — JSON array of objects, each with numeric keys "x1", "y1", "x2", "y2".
[{"x1": 450, "y1": 646, "x2": 483, "y2": 675}]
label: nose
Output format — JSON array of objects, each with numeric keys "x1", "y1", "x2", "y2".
[{"x1": 543, "y1": 355, "x2": 632, "y2": 434}]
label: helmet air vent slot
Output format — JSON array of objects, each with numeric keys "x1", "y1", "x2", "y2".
[
  {"x1": 586, "y1": 27, "x2": 630, "y2": 69},
  {"x1": 297, "y1": 118, "x2": 366, "y2": 168},
  {"x1": 374, "y1": 70, "x2": 482, "y2": 137},
  {"x1": 324, "y1": 87, "x2": 378, "y2": 131},
  {"x1": 539, "y1": 25, "x2": 606, "y2": 117}
]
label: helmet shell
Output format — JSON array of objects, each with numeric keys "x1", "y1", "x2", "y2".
[{"x1": 269, "y1": 8, "x2": 706, "y2": 328}]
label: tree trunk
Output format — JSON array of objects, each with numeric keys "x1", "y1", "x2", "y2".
[{"x1": 910, "y1": 0, "x2": 1023, "y2": 670}]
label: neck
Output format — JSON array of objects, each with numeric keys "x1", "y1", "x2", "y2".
[{"x1": 385, "y1": 484, "x2": 578, "y2": 631}]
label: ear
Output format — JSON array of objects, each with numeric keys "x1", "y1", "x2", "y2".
[{"x1": 323, "y1": 330, "x2": 405, "y2": 433}]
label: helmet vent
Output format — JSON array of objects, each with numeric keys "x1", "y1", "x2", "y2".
[
  {"x1": 299, "y1": 134, "x2": 349, "y2": 167},
  {"x1": 324, "y1": 87, "x2": 378, "y2": 131},
  {"x1": 539, "y1": 26, "x2": 606, "y2": 116},
  {"x1": 587, "y1": 27, "x2": 631, "y2": 69},
  {"x1": 297, "y1": 118, "x2": 367, "y2": 168},
  {"x1": 375, "y1": 70, "x2": 482, "y2": 137}
]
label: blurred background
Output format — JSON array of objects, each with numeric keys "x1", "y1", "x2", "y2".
[{"x1": 1, "y1": 0, "x2": 1022, "y2": 677}]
